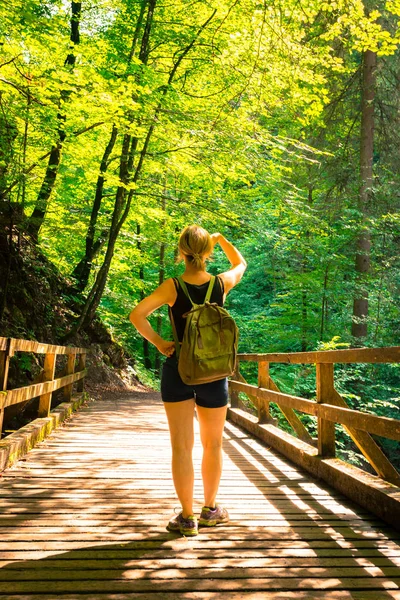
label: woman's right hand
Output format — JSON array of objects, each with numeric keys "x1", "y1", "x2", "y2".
[
  {"x1": 210, "y1": 233, "x2": 221, "y2": 248},
  {"x1": 157, "y1": 340, "x2": 176, "y2": 357}
]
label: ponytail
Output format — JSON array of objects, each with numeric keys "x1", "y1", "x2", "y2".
[{"x1": 178, "y1": 225, "x2": 212, "y2": 268}]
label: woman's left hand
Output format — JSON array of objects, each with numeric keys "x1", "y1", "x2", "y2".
[{"x1": 157, "y1": 340, "x2": 176, "y2": 357}]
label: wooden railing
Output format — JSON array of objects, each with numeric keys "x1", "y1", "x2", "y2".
[
  {"x1": 0, "y1": 337, "x2": 87, "y2": 435},
  {"x1": 229, "y1": 347, "x2": 400, "y2": 487}
]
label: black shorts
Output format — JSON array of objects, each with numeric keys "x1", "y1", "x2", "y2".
[{"x1": 161, "y1": 356, "x2": 229, "y2": 409}]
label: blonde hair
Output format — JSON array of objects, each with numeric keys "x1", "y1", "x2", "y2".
[{"x1": 178, "y1": 225, "x2": 212, "y2": 270}]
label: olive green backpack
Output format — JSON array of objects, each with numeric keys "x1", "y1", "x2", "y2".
[{"x1": 169, "y1": 276, "x2": 238, "y2": 385}]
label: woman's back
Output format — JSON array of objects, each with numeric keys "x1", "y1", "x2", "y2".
[{"x1": 170, "y1": 276, "x2": 224, "y2": 342}]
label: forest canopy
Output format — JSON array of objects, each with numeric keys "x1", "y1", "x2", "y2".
[{"x1": 1, "y1": 0, "x2": 399, "y2": 375}]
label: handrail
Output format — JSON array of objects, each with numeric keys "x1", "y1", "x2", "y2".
[
  {"x1": 0, "y1": 337, "x2": 87, "y2": 436},
  {"x1": 238, "y1": 346, "x2": 400, "y2": 364},
  {"x1": 229, "y1": 346, "x2": 400, "y2": 487}
]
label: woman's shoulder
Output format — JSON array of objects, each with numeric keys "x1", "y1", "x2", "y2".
[
  {"x1": 154, "y1": 278, "x2": 178, "y2": 306},
  {"x1": 217, "y1": 267, "x2": 244, "y2": 295}
]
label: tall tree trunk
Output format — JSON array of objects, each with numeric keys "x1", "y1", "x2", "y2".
[
  {"x1": 26, "y1": 2, "x2": 81, "y2": 241},
  {"x1": 301, "y1": 288, "x2": 307, "y2": 352},
  {"x1": 71, "y1": 228, "x2": 109, "y2": 290},
  {"x1": 137, "y1": 223, "x2": 152, "y2": 369},
  {"x1": 71, "y1": 126, "x2": 118, "y2": 291},
  {"x1": 0, "y1": 114, "x2": 18, "y2": 201},
  {"x1": 320, "y1": 265, "x2": 329, "y2": 341},
  {"x1": 352, "y1": 49, "x2": 376, "y2": 341},
  {"x1": 155, "y1": 195, "x2": 166, "y2": 375}
]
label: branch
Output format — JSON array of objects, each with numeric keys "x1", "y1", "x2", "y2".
[
  {"x1": 147, "y1": 144, "x2": 202, "y2": 156},
  {"x1": 73, "y1": 121, "x2": 105, "y2": 136},
  {"x1": 0, "y1": 55, "x2": 21, "y2": 69},
  {"x1": 0, "y1": 76, "x2": 46, "y2": 106},
  {"x1": 0, "y1": 121, "x2": 107, "y2": 200}
]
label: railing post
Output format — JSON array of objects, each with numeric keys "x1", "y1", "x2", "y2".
[
  {"x1": 0, "y1": 339, "x2": 15, "y2": 436},
  {"x1": 316, "y1": 362, "x2": 336, "y2": 457},
  {"x1": 258, "y1": 361, "x2": 270, "y2": 423},
  {"x1": 38, "y1": 353, "x2": 56, "y2": 418},
  {"x1": 77, "y1": 353, "x2": 86, "y2": 393},
  {"x1": 63, "y1": 353, "x2": 76, "y2": 401},
  {"x1": 230, "y1": 360, "x2": 240, "y2": 408}
]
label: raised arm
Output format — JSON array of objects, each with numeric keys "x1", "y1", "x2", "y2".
[
  {"x1": 129, "y1": 278, "x2": 177, "y2": 356},
  {"x1": 211, "y1": 233, "x2": 247, "y2": 294}
]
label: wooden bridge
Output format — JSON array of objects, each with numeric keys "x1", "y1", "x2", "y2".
[{"x1": 0, "y1": 338, "x2": 400, "y2": 599}]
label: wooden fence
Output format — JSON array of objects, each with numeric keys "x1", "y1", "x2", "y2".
[
  {"x1": 229, "y1": 347, "x2": 400, "y2": 489},
  {"x1": 0, "y1": 337, "x2": 87, "y2": 435}
]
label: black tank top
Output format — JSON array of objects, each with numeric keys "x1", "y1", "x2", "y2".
[{"x1": 170, "y1": 276, "x2": 225, "y2": 342}]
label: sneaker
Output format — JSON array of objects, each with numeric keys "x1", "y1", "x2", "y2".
[
  {"x1": 199, "y1": 505, "x2": 229, "y2": 527},
  {"x1": 167, "y1": 512, "x2": 198, "y2": 536}
]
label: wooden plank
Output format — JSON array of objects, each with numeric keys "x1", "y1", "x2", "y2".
[
  {"x1": 1, "y1": 370, "x2": 87, "y2": 409},
  {"x1": 330, "y1": 389, "x2": 400, "y2": 486},
  {"x1": 2, "y1": 593, "x2": 400, "y2": 600},
  {"x1": 257, "y1": 361, "x2": 270, "y2": 423},
  {"x1": 2, "y1": 531, "x2": 396, "y2": 542},
  {"x1": 316, "y1": 363, "x2": 336, "y2": 457},
  {"x1": 238, "y1": 346, "x2": 400, "y2": 364},
  {"x1": 1, "y1": 546, "x2": 400, "y2": 560},
  {"x1": 0, "y1": 513, "x2": 377, "y2": 523},
  {"x1": 1, "y1": 577, "x2": 400, "y2": 593},
  {"x1": 0, "y1": 339, "x2": 15, "y2": 434},
  {"x1": 8, "y1": 338, "x2": 87, "y2": 355},
  {"x1": 3, "y1": 594, "x2": 400, "y2": 600},
  {"x1": 63, "y1": 353, "x2": 76, "y2": 401},
  {"x1": 229, "y1": 362, "x2": 240, "y2": 408},
  {"x1": 2, "y1": 539, "x2": 400, "y2": 553},
  {"x1": 1, "y1": 565, "x2": 400, "y2": 581},
  {"x1": 0, "y1": 340, "x2": 13, "y2": 392},
  {"x1": 2, "y1": 556, "x2": 400, "y2": 568},
  {"x1": 234, "y1": 371, "x2": 260, "y2": 413},
  {"x1": 268, "y1": 376, "x2": 314, "y2": 445},
  {"x1": 229, "y1": 381, "x2": 400, "y2": 441},
  {"x1": 76, "y1": 353, "x2": 86, "y2": 393},
  {"x1": 38, "y1": 354, "x2": 56, "y2": 418}
]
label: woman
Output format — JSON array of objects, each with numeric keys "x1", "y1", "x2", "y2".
[{"x1": 129, "y1": 225, "x2": 246, "y2": 536}]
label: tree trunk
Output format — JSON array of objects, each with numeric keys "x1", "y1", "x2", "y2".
[
  {"x1": 352, "y1": 49, "x2": 376, "y2": 341},
  {"x1": 0, "y1": 115, "x2": 18, "y2": 201},
  {"x1": 137, "y1": 223, "x2": 152, "y2": 369},
  {"x1": 155, "y1": 195, "x2": 166, "y2": 375},
  {"x1": 301, "y1": 288, "x2": 307, "y2": 352},
  {"x1": 71, "y1": 228, "x2": 109, "y2": 290},
  {"x1": 320, "y1": 265, "x2": 329, "y2": 341},
  {"x1": 71, "y1": 125, "x2": 118, "y2": 291},
  {"x1": 26, "y1": 2, "x2": 81, "y2": 241}
]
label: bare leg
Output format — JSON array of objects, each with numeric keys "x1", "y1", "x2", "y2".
[
  {"x1": 196, "y1": 405, "x2": 227, "y2": 508},
  {"x1": 163, "y1": 399, "x2": 196, "y2": 518}
]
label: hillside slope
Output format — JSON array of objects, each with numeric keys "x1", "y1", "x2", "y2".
[{"x1": 0, "y1": 229, "x2": 142, "y2": 432}]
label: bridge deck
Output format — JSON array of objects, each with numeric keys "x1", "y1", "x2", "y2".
[{"x1": 0, "y1": 392, "x2": 400, "y2": 599}]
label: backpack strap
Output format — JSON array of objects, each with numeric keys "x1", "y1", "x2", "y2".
[
  {"x1": 177, "y1": 276, "x2": 215, "y2": 306},
  {"x1": 204, "y1": 276, "x2": 215, "y2": 303},
  {"x1": 168, "y1": 305, "x2": 181, "y2": 359},
  {"x1": 177, "y1": 276, "x2": 194, "y2": 306}
]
